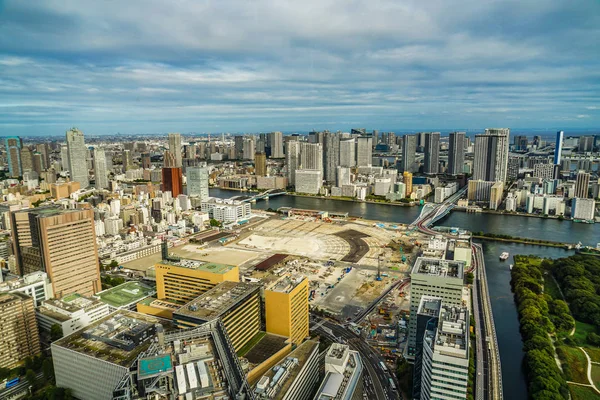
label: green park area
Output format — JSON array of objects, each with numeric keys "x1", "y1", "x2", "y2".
[{"x1": 511, "y1": 254, "x2": 600, "y2": 399}]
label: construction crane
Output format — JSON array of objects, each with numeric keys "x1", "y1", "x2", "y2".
[{"x1": 377, "y1": 253, "x2": 383, "y2": 281}]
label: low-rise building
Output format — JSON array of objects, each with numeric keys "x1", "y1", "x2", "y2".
[
  {"x1": 95, "y1": 281, "x2": 156, "y2": 312},
  {"x1": 201, "y1": 198, "x2": 251, "y2": 223},
  {"x1": 0, "y1": 270, "x2": 53, "y2": 307},
  {"x1": 37, "y1": 293, "x2": 110, "y2": 337}
]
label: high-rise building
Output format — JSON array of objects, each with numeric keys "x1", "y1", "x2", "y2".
[
  {"x1": 65, "y1": 128, "x2": 89, "y2": 188},
  {"x1": 20, "y1": 147, "x2": 33, "y2": 173},
  {"x1": 186, "y1": 165, "x2": 209, "y2": 201},
  {"x1": 168, "y1": 132, "x2": 182, "y2": 167},
  {"x1": 300, "y1": 143, "x2": 323, "y2": 171},
  {"x1": 575, "y1": 171, "x2": 591, "y2": 199},
  {"x1": 255, "y1": 152, "x2": 267, "y2": 176},
  {"x1": 295, "y1": 170, "x2": 322, "y2": 194},
  {"x1": 0, "y1": 292, "x2": 41, "y2": 369},
  {"x1": 162, "y1": 167, "x2": 183, "y2": 197},
  {"x1": 323, "y1": 131, "x2": 340, "y2": 183},
  {"x1": 32, "y1": 152, "x2": 43, "y2": 175},
  {"x1": 308, "y1": 130, "x2": 324, "y2": 145},
  {"x1": 234, "y1": 135, "x2": 244, "y2": 159},
  {"x1": 243, "y1": 137, "x2": 255, "y2": 160},
  {"x1": 269, "y1": 131, "x2": 284, "y2": 158},
  {"x1": 403, "y1": 171, "x2": 413, "y2": 197},
  {"x1": 554, "y1": 131, "x2": 564, "y2": 165},
  {"x1": 413, "y1": 296, "x2": 469, "y2": 400},
  {"x1": 423, "y1": 132, "x2": 440, "y2": 174},
  {"x1": 572, "y1": 198, "x2": 596, "y2": 221},
  {"x1": 36, "y1": 143, "x2": 50, "y2": 170},
  {"x1": 513, "y1": 135, "x2": 528, "y2": 151},
  {"x1": 265, "y1": 276, "x2": 309, "y2": 345},
  {"x1": 94, "y1": 147, "x2": 108, "y2": 189},
  {"x1": 11, "y1": 207, "x2": 101, "y2": 298},
  {"x1": 448, "y1": 132, "x2": 465, "y2": 175},
  {"x1": 5, "y1": 136, "x2": 23, "y2": 177},
  {"x1": 473, "y1": 128, "x2": 510, "y2": 182},
  {"x1": 314, "y1": 343, "x2": 363, "y2": 399},
  {"x1": 356, "y1": 135, "x2": 373, "y2": 167},
  {"x1": 141, "y1": 152, "x2": 151, "y2": 169},
  {"x1": 339, "y1": 138, "x2": 356, "y2": 168},
  {"x1": 185, "y1": 142, "x2": 197, "y2": 159},
  {"x1": 407, "y1": 257, "x2": 465, "y2": 356},
  {"x1": 286, "y1": 141, "x2": 300, "y2": 186},
  {"x1": 579, "y1": 135, "x2": 594, "y2": 152},
  {"x1": 173, "y1": 281, "x2": 261, "y2": 352},
  {"x1": 402, "y1": 134, "x2": 417, "y2": 173},
  {"x1": 122, "y1": 149, "x2": 132, "y2": 172}
]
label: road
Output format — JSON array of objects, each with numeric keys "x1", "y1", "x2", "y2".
[
  {"x1": 311, "y1": 316, "x2": 401, "y2": 400},
  {"x1": 352, "y1": 278, "x2": 408, "y2": 323},
  {"x1": 472, "y1": 244, "x2": 503, "y2": 400}
]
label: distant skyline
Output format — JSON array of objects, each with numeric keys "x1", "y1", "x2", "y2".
[{"x1": 1, "y1": 0, "x2": 599, "y2": 136}]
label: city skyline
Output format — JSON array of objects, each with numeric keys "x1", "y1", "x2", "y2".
[{"x1": 1, "y1": 1, "x2": 599, "y2": 136}]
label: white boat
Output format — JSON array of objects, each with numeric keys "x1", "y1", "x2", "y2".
[
  {"x1": 499, "y1": 252, "x2": 509, "y2": 261},
  {"x1": 509, "y1": 264, "x2": 513, "y2": 270}
]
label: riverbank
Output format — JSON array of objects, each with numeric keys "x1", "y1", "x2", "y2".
[
  {"x1": 473, "y1": 234, "x2": 575, "y2": 249},
  {"x1": 454, "y1": 206, "x2": 597, "y2": 224},
  {"x1": 287, "y1": 192, "x2": 419, "y2": 207}
]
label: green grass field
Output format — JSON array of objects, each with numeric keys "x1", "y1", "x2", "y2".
[
  {"x1": 236, "y1": 331, "x2": 266, "y2": 357},
  {"x1": 575, "y1": 321, "x2": 598, "y2": 345},
  {"x1": 98, "y1": 281, "x2": 154, "y2": 307},
  {"x1": 569, "y1": 384, "x2": 600, "y2": 400},
  {"x1": 543, "y1": 274, "x2": 563, "y2": 300},
  {"x1": 559, "y1": 346, "x2": 590, "y2": 384},
  {"x1": 585, "y1": 348, "x2": 600, "y2": 363},
  {"x1": 591, "y1": 365, "x2": 600, "y2": 390}
]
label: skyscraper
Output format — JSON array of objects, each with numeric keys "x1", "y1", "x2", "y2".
[
  {"x1": 0, "y1": 292, "x2": 41, "y2": 369},
  {"x1": 339, "y1": 139, "x2": 356, "y2": 168},
  {"x1": 162, "y1": 167, "x2": 183, "y2": 197},
  {"x1": 300, "y1": 143, "x2": 323, "y2": 171},
  {"x1": 243, "y1": 137, "x2": 255, "y2": 160},
  {"x1": 168, "y1": 133, "x2": 182, "y2": 167},
  {"x1": 286, "y1": 141, "x2": 300, "y2": 186},
  {"x1": 254, "y1": 152, "x2": 267, "y2": 176},
  {"x1": 448, "y1": 132, "x2": 466, "y2": 175},
  {"x1": 122, "y1": 149, "x2": 132, "y2": 172},
  {"x1": 423, "y1": 132, "x2": 440, "y2": 174},
  {"x1": 11, "y1": 207, "x2": 101, "y2": 297},
  {"x1": 187, "y1": 165, "x2": 210, "y2": 201},
  {"x1": 269, "y1": 131, "x2": 284, "y2": 158},
  {"x1": 5, "y1": 136, "x2": 22, "y2": 177},
  {"x1": 20, "y1": 147, "x2": 33, "y2": 174},
  {"x1": 234, "y1": 135, "x2": 244, "y2": 159},
  {"x1": 554, "y1": 131, "x2": 564, "y2": 165},
  {"x1": 575, "y1": 171, "x2": 590, "y2": 198},
  {"x1": 402, "y1": 134, "x2": 417, "y2": 173},
  {"x1": 66, "y1": 128, "x2": 89, "y2": 188},
  {"x1": 473, "y1": 128, "x2": 510, "y2": 182},
  {"x1": 579, "y1": 135, "x2": 594, "y2": 152},
  {"x1": 323, "y1": 131, "x2": 340, "y2": 183},
  {"x1": 356, "y1": 135, "x2": 372, "y2": 167},
  {"x1": 94, "y1": 148, "x2": 108, "y2": 189}
]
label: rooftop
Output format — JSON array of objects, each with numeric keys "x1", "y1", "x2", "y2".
[
  {"x1": 38, "y1": 293, "x2": 106, "y2": 320},
  {"x1": 266, "y1": 275, "x2": 306, "y2": 294},
  {"x1": 242, "y1": 333, "x2": 289, "y2": 365},
  {"x1": 53, "y1": 310, "x2": 170, "y2": 367},
  {"x1": 158, "y1": 258, "x2": 236, "y2": 274},
  {"x1": 96, "y1": 281, "x2": 156, "y2": 308},
  {"x1": 254, "y1": 340, "x2": 319, "y2": 399},
  {"x1": 426, "y1": 304, "x2": 469, "y2": 359},
  {"x1": 418, "y1": 296, "x2": 442, "y2": 317},
  {"x1": 175, "y1": 281, "x2": 260, "y2": 321},
  {"x1": 411, "y1": 257, "x2": 465, "y2": 280}
]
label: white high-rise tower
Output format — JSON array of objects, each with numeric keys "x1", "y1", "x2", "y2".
[{"x1": 66, "y1": 128, "x2": 89, "y2": 188}]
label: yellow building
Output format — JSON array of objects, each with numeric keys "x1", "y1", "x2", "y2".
[
  {"x1": 265, "y1": 276, "x2": 309, "y2": 345},
  {"x1": 173, "y1": 281, "x2": 262, "y2": 352},
  {"x1": 155, "y1": 259, "x2": 239, "y2": 304},
  {"x1": 403, "y1": 171, "x2": 413, "y2": 197}
]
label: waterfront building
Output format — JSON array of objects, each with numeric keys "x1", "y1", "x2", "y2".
[
  {"x1": 314, "y1": 343, "x2": 363, "y2": 400},
  {"x1": 300, "y1": 143, "x2": 323, "y2": 171},
  {"x1": 162, "y1": 166, "x2": 183, "y2": 197},
  {"x1": 94, "y1": 147, "x2": 109, "y2": 189},
  {"x1": 423, "y1": 132, "x2": 440, "y2": 174},
  {"x1": 467, "y1": 180, "x2": 495, "y2": 202},
  {"x1": 407, "y1": 257, "x2": 466, "y2": 355},
  {"x1": 413, "y1": 297, "x2": 469, "y2": 400},
  {"x1": 186, "y1": 165, "x2": 209, "y2": 201},
  {"x1": 37, "y1": 293, "x2": 110, "y2": 337},
  {"x1": 554, "y1": 131, "x2": 564, "y2": 164},
  {"x1": 173, "y1": 281, "x2": 262, "y2": 352},
  {"x1": 265, "y1": 276, "x2": 309, "y2": 345},
  {"x1": 255, "y1": 151, "x2": 268, "y2": 176},
  {"x1": 168, "y1": 132, "x2": 183, "y2": 167},
  {"x1": 5, "y1": 136, "x2": 23, "y2": 177},
  {"x1": 402, "y1": 134, "x2": 418, "y2": 173},
  {"x1": 403, "y1": 171, "x2": 413, "y2": 197},
  {"x1": 448, "y1": 132, "x2": 465, "y2": 175},
  {"x1": 0, "y1": 271, "x2": 54, "y2": 307},
  {"x1": 473, "y1": 128, "x2": 510, "y2": 182},
  {"x1": 200, "y1": 198, "x2": 251, "y2": 223},
  {"x1": 11, "y1": 207, "x2": 101, "y2": 297},
  {"x1": 0, "y1": 292, "x2": 41, "y2": 369},
  {"x1": 374, "y1": 177, "x2": 393, "y2": 196},
  {"x1": 572, "y1": 198, "x2": 596, "y2": 221},
  {"x1": 324, "y1": 131, "x2": 340, "y2": 183},
  {"x1": 286, "y1": 141, "x2": 301, "y2": 186},
  {"x1": 575, "y1": 171, "x2": 591, "y2": 198},
  {"x1": 336, "y1": 166, "x2": 352, "y2": 187},
  {"x1": 356, "y1": 135, "x2": 373, "y2": 167},
  {"x1": 269, "y1": 131, "x2": 285, "y2": 158},
  {"x1": 340, "y1": 139, "x2": 356, "y2": 168},
  {"x1": 489, "y1": 181, "x2": 504, "y2": 210},
  {"x1": 65, "y1": 128, "x2": 89, "y2": 188},
  {"x1": 505, "y1": 193, "x2": 517, "y2": 212},
  {"x1": 295, "y1": 169, "x2": 323, "y2": 195},
  {"x1": 153, "y1": 259, "x2": 239, "y2": 305},
  {"x1": 254, "y1": 339, "x2": 321, "y2": 400}
]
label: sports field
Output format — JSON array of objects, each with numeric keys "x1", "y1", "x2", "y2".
[{"x1": 97, "y1": 281, "x2": 156, "y2": 308}]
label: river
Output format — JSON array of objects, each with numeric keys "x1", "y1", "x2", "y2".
[{"x1": 209, "y1": 188, "x2": 591, "y2": 399}]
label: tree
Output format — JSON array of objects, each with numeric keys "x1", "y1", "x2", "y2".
[
  {"x1": 465, "y1": 272, "x2": 474, "y2": 285},
  {"x1": 109, "y1": 260, "x2": 119, "y2": 269},
  {"x1": 209, "y1": 218, "x2": 222, "y2": 227},
  {"x1": 42, "y1": 358, "x2": 54, "y2": 383},
  {"x1": 25, "y1": 368, "x2": 37, "y2": 389},
  {"x1": 50, "y1": 324, "x2": 63, "y2": 341}
]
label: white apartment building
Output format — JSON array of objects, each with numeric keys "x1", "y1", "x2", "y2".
[
  {"x1": 37, "y1": 293, "x2": 110, "y2": 337},
  {"x1": 201, "y1": 198, "x2": 251, "y2": 223},
  {"x1": 295, "y1": 170, "x2": 322, "y2": 195},
  {"x1": 572, "y1": 198, "x2": 596, "y2": 221},
  {"x1": 0, "y1": 271, "x2": 54, "y2": 307}
]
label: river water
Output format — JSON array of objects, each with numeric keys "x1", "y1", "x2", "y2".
[{"x1": 209, "y1": 188, "x2": 593, "y2": 398}]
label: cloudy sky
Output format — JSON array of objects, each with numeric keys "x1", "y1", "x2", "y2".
[{"x1": 1, "y1": 0, "x2": 599, "y2": 136}]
